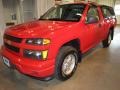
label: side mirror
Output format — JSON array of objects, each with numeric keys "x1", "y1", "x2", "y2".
[{"x1": 86, "y1": 16, "x2": 99, "y2": 24}]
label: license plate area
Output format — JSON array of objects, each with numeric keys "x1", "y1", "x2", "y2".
[{"x1": 3, "y1": 57, "x2": 11, "y2": 67}]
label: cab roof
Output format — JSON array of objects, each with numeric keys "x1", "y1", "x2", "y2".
[{"x1": 59, "y1": 1, "x2": 99, "y2": 6}]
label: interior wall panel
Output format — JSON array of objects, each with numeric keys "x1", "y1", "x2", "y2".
[
  {"x1": 35, "y1": 0, "x2": 55, "y2": 18},
  {"x1": 115, "y1": 0, "x2": 120, "y2": 24},
  {"x1": 0, "y1": 0, "x2": 5, "y2": 46}
]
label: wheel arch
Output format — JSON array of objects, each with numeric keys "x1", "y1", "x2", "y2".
[{"x1": 58, "y1": 38, "x2": 82, "y2": 62}]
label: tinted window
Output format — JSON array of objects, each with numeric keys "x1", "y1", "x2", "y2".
[
  {"x1": 101, "y1": 6, "x2": 115, "y2": 18},
  {"x1": 40, "y1": 4, "x2": 86, "y2": 22},
  {"x1": 86, "y1": 6, "x2": 100, "y2": 22}
]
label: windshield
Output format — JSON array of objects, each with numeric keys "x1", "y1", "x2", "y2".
[{"x1": 40, "y1": 4, "x2": 86, "y2": 22}]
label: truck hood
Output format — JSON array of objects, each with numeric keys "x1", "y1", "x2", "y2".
[{"x1": 5, "y1": 20, "x2": 76, "y2": 38}]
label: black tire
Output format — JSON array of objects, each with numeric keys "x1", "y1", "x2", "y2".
[
  {"x1": 55, "y1": 46, "x2": 79, "y2": 81},
  {"x1": 102, "y1": 30, "x2": 112, "y2": 48}
]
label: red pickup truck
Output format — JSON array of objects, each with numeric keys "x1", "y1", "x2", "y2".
[{"x1": 1, "y1": 2, "x2": 117, "y2": 81}]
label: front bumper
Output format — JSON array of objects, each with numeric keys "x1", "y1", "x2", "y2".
[{"x1": 1, "y1": 47, "x2": 55, "y2": 78}]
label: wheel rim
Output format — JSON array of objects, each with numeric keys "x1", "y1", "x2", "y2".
[
  {"x1": 62, "y1": 54, "x2": 76, "y2": 75},
  {"x1": 108, "y1": 32, "x2": 111, "y2": 44}
]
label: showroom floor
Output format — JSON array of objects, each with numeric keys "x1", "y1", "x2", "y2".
[{"x1": 0, "y1": 25, "x2": 120, "y2": 90}]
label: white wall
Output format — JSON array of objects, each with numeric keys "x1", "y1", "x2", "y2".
[
  {"x1": 62, "y1": 0, "x2": 74, "y2": 4},
  {"x1": 2, "y1": 0, "x2": 18, "y2": 23},
  {"x1": 22, "y1": 0, "x2": 35, "y2": 22},
  {"x1": 115, "y1": 0, "x2": 120, "y2": 24},
  {"x1": 116, "y1": 16, "x2": 120, "y2": 24},
  {"x1": 97, "y1": 0, "x2": 115, "y2": 7},
  {"x1": 35, "y1": 0, "x2": 55, "y2": 18},
  {"x1": 0, "y1": 0, "x2": 5, "y2": 45}
]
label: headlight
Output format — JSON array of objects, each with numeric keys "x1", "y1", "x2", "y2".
[
  {"x1": 26, "y1": 38, "x2": 50, "y2": 45},
  {"x1": 24, "y1": 50, "x2": 48, "y2": 60}
]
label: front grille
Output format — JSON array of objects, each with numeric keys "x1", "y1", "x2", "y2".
[
  {"x1": 4, "y1": 43, "x2": 20, "y2": 53},
  {"x1": 4, "y1": 34, "x2": 22, "y2": 43}
]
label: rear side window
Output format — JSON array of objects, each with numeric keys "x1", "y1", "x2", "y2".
[{"x1": 101, "y1": 6, "x2": 115, "y2": 18}]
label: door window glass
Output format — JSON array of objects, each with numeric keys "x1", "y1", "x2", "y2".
[
  {"x1": 87, "y1": 6, "x2": 100, "y2": 21},
  {"x1": 101, "y1": 6, "x2": 115, "y2": 18}
]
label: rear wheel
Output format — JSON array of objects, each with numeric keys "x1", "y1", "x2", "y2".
[
  {"x1": 55, "y1": 46, "x2": 79, "y2": 81},
  {"x1": 102, "y1": 30, "x2": 112, "y2": 48}
]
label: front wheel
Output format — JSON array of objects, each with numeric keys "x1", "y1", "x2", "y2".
[
  {"x1": 102, "y1": 30, "x2": 112, "y2": 48},
  {"x1": 55, "y1": 46, "x2": 79, "y2": 81}
]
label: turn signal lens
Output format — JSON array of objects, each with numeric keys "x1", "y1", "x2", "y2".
[
  {"x1": 43, "y1": 39, "x2": 50, "y2": 45},
  {"x1": 42, "y1": 50, "x2": 48, "y2": 60}
]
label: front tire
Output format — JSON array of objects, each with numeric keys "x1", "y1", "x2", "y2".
[
  {"x1": 55, "y1": 46, "x2": 79, "y2": 81},
  {"x1": 102, "y1": 30, "x2": 112, "y2": 48}
]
